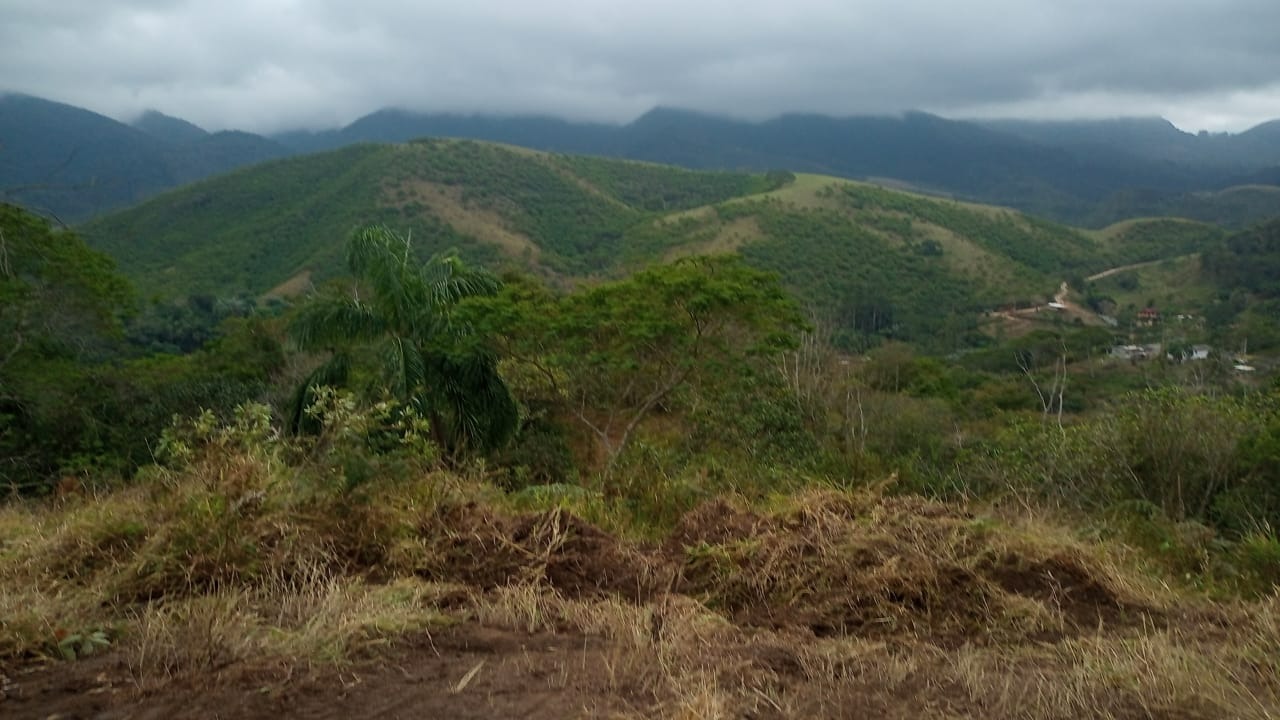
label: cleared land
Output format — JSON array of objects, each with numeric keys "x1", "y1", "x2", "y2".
[{"x1": 3, "y1": 463, "x2": 1277, "y2": 719}]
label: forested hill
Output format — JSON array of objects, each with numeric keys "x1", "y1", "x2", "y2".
[
  {"x1": 981, "y1": 117, "x2": 1280, "y2": 173},
  {"x1": 5, "y1": 94, "x2": 1279, "y2": 228},
  {"x1": 80, "y1": 141, "x2": 781, "y2": 295},
  {"x1": 275, "y1": 107, "x2": 1199, "y2": 224},
  {"x1": 0, "y1": 94, "x2": 289, "y2": 222},
  {"x1": 274, "y1": 107, "x2": 1280, "y2": 228},
  {"x1": 80, "y1": 139, "x2": 1219, "y2": 350}
]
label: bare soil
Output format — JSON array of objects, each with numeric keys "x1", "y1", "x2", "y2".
[
  {"x1": 3, "y1": 626, "x2": 647, "y2": 720},
  {"x1": 2, "y1": 493, "x2": 1272, "y2": 719}
]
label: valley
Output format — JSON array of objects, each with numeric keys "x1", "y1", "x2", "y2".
[
  {"x1": 76, "y1": 140, "x2": 1232, "y2": 354},
  {"x1": 3, "y1": 100, "x2": 1280, "y2": 720}
]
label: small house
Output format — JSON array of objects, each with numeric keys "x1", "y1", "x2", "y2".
[{"x1": 1136, "y1": 307, "x2": 1160, "y2": 327}]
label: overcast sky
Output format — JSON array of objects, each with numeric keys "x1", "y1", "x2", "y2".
[{"x1": 3, "y1": 0, "x2": 1279, "y2": 134}]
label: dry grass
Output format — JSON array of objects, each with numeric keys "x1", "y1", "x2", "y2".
[
  {"x1": 946, "y1": 622, "x2": 1280, "y2": 719},
  {"x1": 662, "y1": 216, "x2": 764, "y2": 261},
  {"x1": 0, "y1": 447, "x2": 471, "y2": 670},
  {"x1": 121, "y1": 575, "x2": 455, "y2": 688},
  {"x1": 262, "y1": 269, "x2": 313, "y2": 299},
  {"x1": 0, "y1": 489, "x2": 152, "y2": 660},
  {"x1": 4, "y1": 458, "x2": 1280, "y2": 718},
  {"x1": 447, "y1": 486, "x2": 1273, "y2": 718},
  {"x1": 384, "y1": 179, "x2": 543, "y2": 262},
  {"x1": 671, "y1": 488, "x2": 1164, "y2": 644}
]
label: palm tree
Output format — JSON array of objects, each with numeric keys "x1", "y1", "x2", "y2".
[{"x1": 287, "y1": 225, "x2": 517, "y2": 452}]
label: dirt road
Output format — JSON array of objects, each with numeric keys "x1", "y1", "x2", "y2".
[{"x1": 1085, "y1": 256, "x2": 1187, "y2": 283}]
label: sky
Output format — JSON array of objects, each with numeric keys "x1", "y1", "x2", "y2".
[{"x1": 3, "y1": 0, "x2": 1280, "y2": 135}]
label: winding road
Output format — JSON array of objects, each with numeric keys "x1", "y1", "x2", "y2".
[
  {"x1": 989, "y1": 254, "x2": 1193, "y2": 331},
  {"x1": 1085, "y1": 257, "x2": 1174, "y2": 283}
]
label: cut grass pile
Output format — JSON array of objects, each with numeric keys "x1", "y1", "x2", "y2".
[{"x1": 2, "y1": 447, "x2": 1279, "y2": 718}]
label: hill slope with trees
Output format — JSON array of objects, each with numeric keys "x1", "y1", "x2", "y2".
[
  {"x1": 275, "y1": 106, "x2": 1280, "y2": 228},
  {"x1": 0, "y1": 94, "x2": 289, "y2": 222},
  {"x1": 80, "y1": 140, "x2": 1218, "y2": 352},
  {"x1": 5, "y1": 94, "x2": 1279, "y2": 228},
  {"x1": 8, "y1": 199, "x2": 1280, "y2": 719}
]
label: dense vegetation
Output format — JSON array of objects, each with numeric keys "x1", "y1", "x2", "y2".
[
  {"x1": 275, "y1": 105, "x2": 1280, "y2": 228},
  {"x1": 7, "y1": 192, "x2": 1280, "y2": 716},
  {"x1": 1192, "y1": 218, "x2": 1280, "y2": 352},
  {"x1": 11, "y1": 201, "x2": 1280, "y2": 541},
  {"x1": 547, "y1": 154, "x2": 785, "y2": 211},
  {"x1": 1086, "y1": 185, "x2": 1280, "y2": 230},
  {"x1": 286, "y1": 226, "x2": 518, "y2": 453},
  {"x1": 1093, "y1": 218, "x2": 1227, "y2": 265},
  {"x1": 0, "y1": 94, "x2": 287, "y2": 222},
  {"x1": 87, "y1": 141, "x2": 1228, "y2": 352},
  {"x1": 1203, "y1": 217, "x2": 1280, "y2": 298},
  {"x1": 5, "y1": 86, "x2": 1280, "y2": 714},
  {"x1": 78, "y1": 141, "x2": 790, "y2": 292},
  {"x1": 0, "y1": 205, "x2": 281, "y2": 491},
  {"x1": 11, "y1": 84, "x2": 1280, "y2": 720}
]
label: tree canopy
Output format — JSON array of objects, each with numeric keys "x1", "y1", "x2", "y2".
[
  {"x1": 476, "y1": 255, "x2": 803, "y2": 473},
  {"x1": 288, "y1": 225, "x2": 517, "y2": 453}
]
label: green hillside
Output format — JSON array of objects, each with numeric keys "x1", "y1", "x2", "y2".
[
  {"x1": 1087, "y1": 185, "x2": 1280, "y2": 230},
  {"x1": 0, "y1": 94, "x2": 288, "y2": 222},
  {"x1": 1072, "y1": 218, "x2": 1280, "y2": 354},
  {"x1": 81, "y1": 140, "x2": 1207, "y2": 350},
  {"x1": 81, "y1": 141, "x2": 773, "y2": 291},
  {"x1": 1089, "y1": 217, "x2": 1227, "y2": 268}
]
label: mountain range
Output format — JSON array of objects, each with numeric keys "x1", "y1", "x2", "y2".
[
  {"x1": 268, "y1": 107, "x2": 1280, "y2": 227},
  {"x1": 3, "y1": 92, "x2": 1279, "y2": 226},
  {"x1": 0, "y1": 95, "x2": 289, "y2": 222},
  {"x1": 78, "y1": 138, "x2": 1229, "y2": 351}
]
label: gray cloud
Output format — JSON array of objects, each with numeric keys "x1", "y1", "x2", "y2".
[{"x1": 2, "y1": 0, "x2": 1279, "y2": 133}]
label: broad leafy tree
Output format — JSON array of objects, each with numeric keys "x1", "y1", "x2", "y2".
[
  {"x1": 479, "y1": 255, "x2": 803, "y2": 474},
  {"x1": 0, "y1": 204, "x2": 134, "y2": 489}
]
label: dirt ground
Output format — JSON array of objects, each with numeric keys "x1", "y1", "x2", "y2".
[
  {"x1": 4, "y1": 626, "x2": 653, "y2": 720},
  {"x1": 3, "y1": 492, "x2": 1276, "y2": 719},
  {"x1": 3, "y1": 617, "x2": 1224, "y2": 720}
]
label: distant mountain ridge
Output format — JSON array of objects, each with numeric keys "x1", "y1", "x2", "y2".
[
  {"x1": 978, "y1": 117, "x2": 1280, "y2": 173},
  {"x1": 3, "y1": 92, "x2": 1279, "y2": 226},
  {"x1": 270, "y1": 106, "x2": 1280, "y2": 228},
  {"x1": 132, "y1": 110, "x2": 210, "y2": 145},
  {"x1": 0, "y1": 94, "x2": 289, "y2": 221}
]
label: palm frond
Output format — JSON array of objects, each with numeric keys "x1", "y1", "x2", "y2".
[
  {"x1": 419, "y1": 252, "x2": 501, "y2": 309},
  {"x1": 377, "y1": 335, "x2": 428, "y2": 400},
  {"x1": 287, "y1": 352, "x2": 352, "y2": 434},
  {"x1": 288, "y1": 224, "x2": 513, "y2": 452},
  {"x1": 347, "y1": 226, "x2": 413, "y2": 324},
  {"x1": 428, "y1": 348, "x2": 518, "y2": 451},
  {"x1": 288, "y1": 293, "x2": 386, "y2": 350}
]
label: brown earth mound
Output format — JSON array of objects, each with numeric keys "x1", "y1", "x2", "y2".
[
  {"x1": 7, "y1": 490, "x2": 1242, "y2": 720},
  {"x1": 669, "y1": 491, "x2": 1153, "y2": 642},
  {"x1": 411, "y1": 491, "x2": 1155, "y2": 646},
  {"x1": 419, "y1": 503, "x2": 666, "y2": 601}
]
